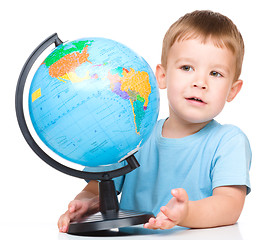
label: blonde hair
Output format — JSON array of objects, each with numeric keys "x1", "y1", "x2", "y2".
[{"x1": 161, "y1": 10, "x2": 244, "y2": 81}]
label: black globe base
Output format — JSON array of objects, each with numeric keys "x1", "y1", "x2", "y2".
[
  {"x1": 67, "y1": 178, "x2": 154, "y2": 235},
  {"x1": 68, "y1": 210, "x2": 154, "y2": 235}
]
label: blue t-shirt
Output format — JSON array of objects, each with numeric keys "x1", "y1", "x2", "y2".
[{"x1": 113, "y1": 119, "x2": 251, "y2": 216}]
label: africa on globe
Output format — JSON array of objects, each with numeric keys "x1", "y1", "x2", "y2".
[{"x1": 29, "y1": 37, "x2": 160, "y2": 167}]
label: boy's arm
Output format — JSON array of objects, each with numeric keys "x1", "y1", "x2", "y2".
[
  {"x1": 75, "y1": 180, "x2": 99, "y2": 200},
  {"x1": 144, "y1": 185, "x2": 247, "y2": 229}
]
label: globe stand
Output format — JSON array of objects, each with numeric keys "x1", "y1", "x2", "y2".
[
  {"x1": 67, "y1": 155, "x2": 153, "y2": 235},
  {"x1": 15, "y1": 33, "x2": 154, "y2": 236},
  {"x1": 68, "y1": 171, "x2": 153, "y2": 235},
  {"x1": 68, "y1": 155, "x2": 154, "y2": 235}
]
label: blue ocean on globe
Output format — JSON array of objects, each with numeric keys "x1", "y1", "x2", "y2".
[{"x1": 28, "y1": 37, "x2": 160, "y2": 167}]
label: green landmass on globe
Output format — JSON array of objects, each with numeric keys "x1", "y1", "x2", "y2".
[{"x1": 29, "y1": 38, "x2": 159, "y2": 167}]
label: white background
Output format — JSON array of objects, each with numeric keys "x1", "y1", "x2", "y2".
[{"x1": 1, "y1": 0, "x2": 271, "y2": 239}]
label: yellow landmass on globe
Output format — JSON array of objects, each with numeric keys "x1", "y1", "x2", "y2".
[
  {"x1": 107, "y1": 68, "x2": 151, "y2": 135},
  {"x1": 32, "y1": 88, "x2": 41, "y2": 102},
  {"x1": 120, "y1": 68, "x2": 151, "y2": 107},
  {"x1": 57, "y1": 71, "x2": 91, "y2": 83}
]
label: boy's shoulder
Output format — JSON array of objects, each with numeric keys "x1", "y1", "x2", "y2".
[
  {"x1": 208, "y1": 120, "x2": 250, "y2": 147},
  {"x1": 212, "y1": 121, "x2": 247, "y2": 137},
  {"x1": 153, "y1": 118, "x2": 249, "y2": 145}
]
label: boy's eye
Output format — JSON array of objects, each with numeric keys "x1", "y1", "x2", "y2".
[
  {"x1": 181, "y1": 65, "x2": 193, "y2": 72},
  {"x1": 210, "y1": 71, "x2": 223, "y2": 77}
]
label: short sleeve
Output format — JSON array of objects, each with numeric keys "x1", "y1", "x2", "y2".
[{"x1": 211, "y1": 131, "x2": 252, "y2": 194}]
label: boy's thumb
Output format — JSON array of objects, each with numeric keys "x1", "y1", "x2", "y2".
[{"x1": 171, "y1": 188, "x2": 188, "y2": 202}]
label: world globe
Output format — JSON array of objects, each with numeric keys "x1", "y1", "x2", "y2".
[{"x1": 28, "y1": 37, "x2": 160, "y2": 168}]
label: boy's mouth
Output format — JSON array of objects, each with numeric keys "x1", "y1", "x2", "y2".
[{"x1": 186, "y1": 97, "x2": 206, "y2": 104}]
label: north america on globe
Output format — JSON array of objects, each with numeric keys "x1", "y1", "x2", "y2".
[{"x1": 29, "y1": 38, "x2": 159, "y2": 167}]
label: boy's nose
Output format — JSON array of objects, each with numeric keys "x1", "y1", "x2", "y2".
[
  {"x1": 192, "y1": 80, "x2": 207, "y2": 90},
  {"x1": 193, "y1": 83, "x2": 207, "y2": 89}
]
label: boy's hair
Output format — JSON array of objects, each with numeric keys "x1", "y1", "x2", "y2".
[{"x1": 161, "y1": 10, "x2": 244, "y2": 81}]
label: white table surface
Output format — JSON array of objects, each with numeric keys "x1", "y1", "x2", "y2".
[{"x1": 1, "y1": 220, "x2": 269, "y2": 240}]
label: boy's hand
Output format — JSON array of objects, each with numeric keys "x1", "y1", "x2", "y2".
[
  {"x1": 144, "y1": 188, "x2": 189, "y2": 230},
  {"x1": 58, "y1": 197, "x2": 99, "y2": 233}
]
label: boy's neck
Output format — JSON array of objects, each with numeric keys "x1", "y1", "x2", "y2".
[{"x1": 162, "y1": 117, "x2": 212, "y2": 138}]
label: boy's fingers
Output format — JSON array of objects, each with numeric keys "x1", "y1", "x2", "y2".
[
  {"x1": 58, "y1": 212, "x2": 70, "y2": 233},
  {"x1": 60, "y1": 225, "x2": 68, "y2": 233},
  {"x1": 72, "y1": 206, "x2": 89, "y2": 220},
  {"x1": 69, "y1": 206, "x2": 75, "y2": 213},
  {"x1": 68, "y1": 201, "x2": 76, "y2": 213},
  {"x1": 148, "y1": 217, "x2": 156, "y2": 226},
  {"x1": 160, "y1": 206, "x2": 178, "y2": 222},
  {"x1": 144, "y1": 216, "x2": 174, "y2": 230},
  {"x1": 158, "y1": 219, "x2": 175, "y2": 230},
  {"x1": 144, "y1": 217, "x2": 159, "y2": 229},
  {"x1": 68, "y1": 200, "x2": 83, "y2": 213}
]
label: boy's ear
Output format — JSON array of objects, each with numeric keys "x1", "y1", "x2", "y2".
[
  {"x1": 227, "y1": 79, "x2": 243, "y2": 102},
  {"x1": 155, "y1": 64, "x2": 167, "y2": 89}
]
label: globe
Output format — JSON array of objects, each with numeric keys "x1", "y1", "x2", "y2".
[{"x1": 28, "y1": 37, "x2": 160, "y2": 168}]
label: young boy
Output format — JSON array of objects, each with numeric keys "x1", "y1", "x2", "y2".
[{"x1": 58, "y1": 10, "x2": 251, "y2": 232}]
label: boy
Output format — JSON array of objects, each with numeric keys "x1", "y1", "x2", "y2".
[{"x1": 58, "y1": 10, "x2": 251, "y2": 232}]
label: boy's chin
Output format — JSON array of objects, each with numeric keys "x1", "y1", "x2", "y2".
[
  {"x1": 169, "y1": 109, "x2": 218, "y2": 125},
  {"x1": 182, "y1": 116, "x2": 214, "y2": 125}
]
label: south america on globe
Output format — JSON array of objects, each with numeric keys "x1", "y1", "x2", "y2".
[{"x1": 29, "y1": 38, "x2": 160, "y2": 167}]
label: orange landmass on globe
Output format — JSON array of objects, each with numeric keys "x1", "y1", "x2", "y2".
[
  {"x1": 120, "y1": 68, "x2": 151, "y2": 108},
  {"x1": 108, "y1": 68, "x2": 151, "y2": 135},
  {"x1": 48, "y1": 46, "x2": 92, "y2": 83}
]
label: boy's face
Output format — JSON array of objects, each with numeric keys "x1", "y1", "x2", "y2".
[{"x1": 156, "y1": 37, "x2": 243, "y2": 125}]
